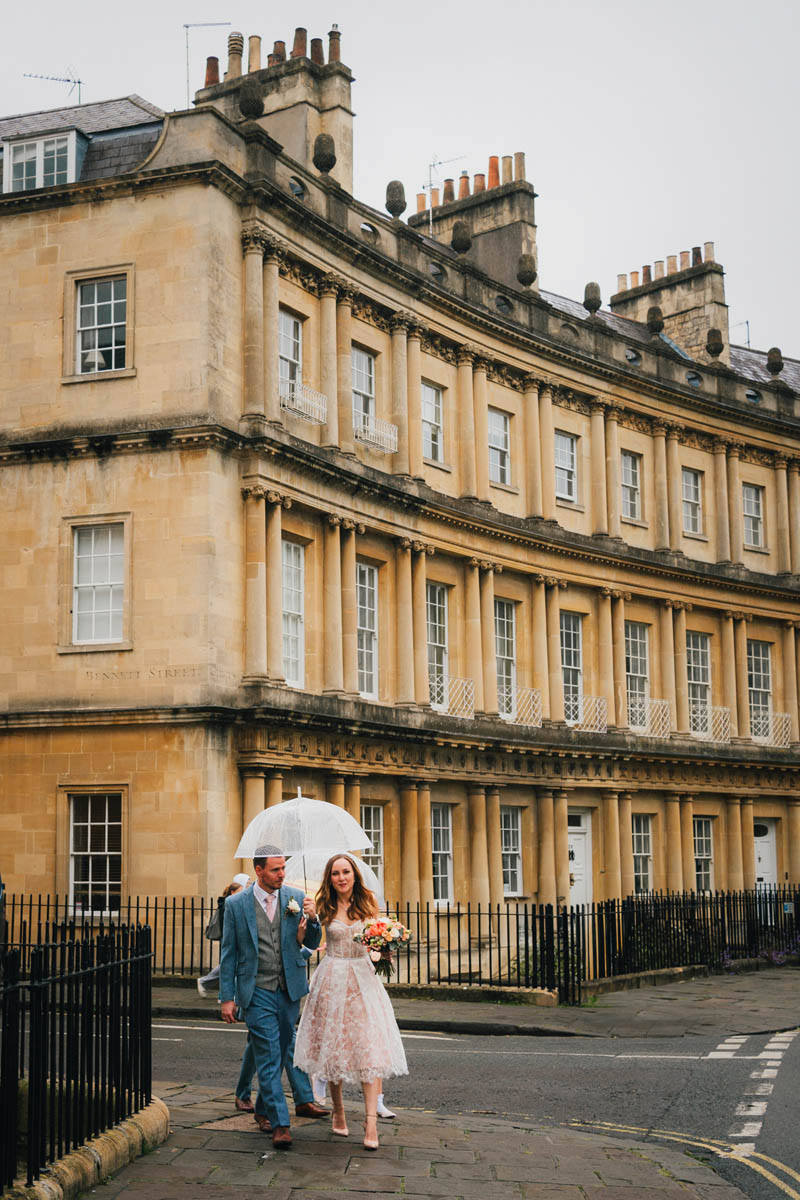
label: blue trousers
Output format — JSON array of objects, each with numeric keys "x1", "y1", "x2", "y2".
[
  {"x1": 242, "y1": 986, "x2": 311, "y2": 1126},
  {"x1": 236, "y1": 1025, "x2": 313, "y2": 1108}
]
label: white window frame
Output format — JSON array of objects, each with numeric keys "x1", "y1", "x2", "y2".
[
  {"x1": 686, "y1": 631, "x2": 711, "y2": 734},
  {"x1": 278, "y1": 308, "x2": 302, "y2": 396},
  {"x1": 281, "y1": 540, "x2": 305, "y2": 687},
  {"x1": 560, "y1": 611, "x2": 583, "y2": 724},
  {"x1": 69, "y1": 792, "x2": 122, "y2": 914},
  {"x1": 76, "y1": 275, "x2": 128, "y2": 374},
  {"x1": 681, "y1": 467, "x2": 703, "y2": 535},
  {"x1": 693, "y1": 817, "x2": 714, "y2": 893},
  {"x1": 632, "y1": 814, "x2": 652, "y2": 894},
  {"x1": 72, "y1": 522, "x2": 125, "y2": 645},
  {"x1": 431, "y1": 803, "x2": 454, "y2": 904},
  {"x1": 427, "y1": 582, "x2": 448, "y2": 708},
  {"x1": 3, "y1": 131, "x2": 77, "y2": 192},
  {"x1": 495, "y1": 598, "x2": 517, "y2": 717},
  {"x1": 625, "y1": 621, "x2": 649, "y2": 730},
  {"x1": 421, "y1": 381, "x2": 444, "y2": 463},
  {"x1": 742, "y1": 483, "x2": 764, "y2": 548},
  {"x1": 620, "y1": 450, "x2": 641, "y2": 520},
  {"x1": 500, "y1": 806, "x2": 523, "y2": 897},
  {"x1": 747, "y1": 639, "x2": 772, "y2": 739},
  {"x1": 555, "y1": 431, "x2": 577, "y2": 502},
  {"x1": 352, "y1": 346, "x2": 375, "y2": 430},
  {"x1": 356, "y1": 561, "x2": 379, "y2": 699},
  {"x1": 360, "y1": 803, "x2": 384, "y2": 892},
  {"x1": 488, "y1": 407, "x2": 510, "y2": 485}
]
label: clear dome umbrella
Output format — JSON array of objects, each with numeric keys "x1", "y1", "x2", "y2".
[{"x1": 234, "y1": 788, "x2": 372, "y2": 859}]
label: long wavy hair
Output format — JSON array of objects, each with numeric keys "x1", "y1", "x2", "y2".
[{"x1": 315, "y1": 854, "x2": 378, "y2": 926}]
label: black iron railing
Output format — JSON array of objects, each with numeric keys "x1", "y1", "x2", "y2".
[{"x1": 0, "y1": 924, "x2": 152, "y2": 1192}]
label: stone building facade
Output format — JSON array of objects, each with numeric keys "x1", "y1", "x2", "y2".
[{"x1": 1, "y1": 27, "x2": 799, "y2": 911}]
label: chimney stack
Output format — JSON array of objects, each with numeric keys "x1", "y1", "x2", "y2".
[
  {"x1": 227, "y1": 32, "x2": 244, "y2": 79},
  {"x1": 617, "y1": 273, "x2": 628, "y2": 291},
  {"x1": 514, "y1": 151, "x2": 526, "y2": 181},
  {"x1": 328, "y1": 25, "x2": 341, "y2": 62},
  {"x1": 291, "y1": 28, "x2": 307, "y2": 58},
  {"x1": 248, "y1": 35, "x2": 261, "y2": 73},
  {"x1": 417, "y1": 192, "x2": 426, "y2": 213},
  {"x1": 431, "y1": 187, "x2": 440, "y2": 208},
  {"x1": 667, "y1": 254, "x2": 678, "y2": 274},
  {"x1": 679, "y1": 250, "x2": 690, "y2": 270},
  {"x1": 458, "y1": 171, "x2": 470, "y2": 199},
  {"x1": 630, "y1": 270, "x2": 640, "y2": 289},
  {"x1": 310, "y1": 37, "x2": 324, "y2": 64},
  {"x1": 442, "y1": 178, "x2": 455, "y2": 204},
  {"x1": 501, "y1": 155, "x2": 513, "y2": 184},
  {"x1": 473, "y1": 173, "x2": 486, "y2": 193},
  {"x1": 654, "y1": 260, "x2": 665, "y2": 279},
  {"x1": 488, "y1": 156, "x2": 500, "y2": 188},
  {"x1": 642, "y1": 264, "x2": 652, "y2": 284},
  {"x1": 273, "y1": 40, "x2": 286, "y2": 62},
  {"x1": 704, "y1": 241, "x2": 715, "y2": 263},
  {"x1": 205, "y1": 57, "x2": 220, "y2": 87},
  {"x1": 692, "y1": 246, "x2": 702, "y2": 266}
]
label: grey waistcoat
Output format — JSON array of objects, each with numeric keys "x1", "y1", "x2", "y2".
[{"x1": 254, "y1": 893, "x2": 286, "y2": 992}]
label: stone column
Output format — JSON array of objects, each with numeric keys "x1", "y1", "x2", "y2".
[
  {"x1": 336, "y1": 284, "x2": 356, "y2": 454},
  {"x1": 727, "y1": 444, "x2": 743, "y2": 564},
  {"x1": 546, "y1": 579, "x2": 565, "y2": 723},
  {"x1": 775, "y1": 456, "x2": 791, "y2": 574},
  {"x1": 673, "y1": 604, "x2": 690, "y2": 734},
  {"x1": 659, "y1": 600, "x2": 677, "y2": 732},
  {"x1": 612, "y1": 590, "x2": 628, "y2": 728},
  {"x1": 734, "y1": 615, "x2": 751, "y2": 739},
  {"x1": 665, "y1": 795, "x2": 683, "y2": 891},
  {"x1": 266, "y1": 494, "x2": 286, "y2": 682},
  {"x1": 605, "y1": 406, "x2": 621, "y2": 539},
  {"x1": 554, "y1": 789, "x2": 570, "y2": 906},
  {"x1": 722, "y1": 612, "x2": 738, "y2": 737},
  {"x1": 466, "y1": 559, "x2": 484, "y2": 712},
  {"x1": 241, "y1": 225, "x2": 266, "y2": 421},
  {"x1": 666, "y1": 426, "x2": 682, "y2": 551},
  {"x1": 457, "y1": 346, "x2": 477, "y2": 498},
  {"x1": 345, "y1": 777, "x2": 361, "y2": 823},
  {"x1": 653, "y1": 421, "x2": 670, "y2": 550},
  {"x1": 726, "y1": 797, "x2": 744, "y2": 891},
  {"x1": 412, "y1": 544, "x2": 430, "y2": 707},
  {"x1": 400, "y1": 782, "x2": 420, "y2": 905},
  {"x1": 406, "y1": 323, "x2": 424, "y2": 477},
  {"x1": 532, "y1": 576, "x2": 550, "y2": 720},
  {"x1": 479, "y1": 563, "x2": 499, "y2": 716},
  {"x1": 539, "y1": 382, "x2": 556, "y2": 521},
  {"x1": 468, "y1": 786, "x2": 490, "y2": 906},
  {"x1": 390, "y1": 312, "x2": 411, "y2": 476},
  {"x1": 417, "y1": 783, "x2": 434, "y2": 906},
  {"x1": 262, "y1": 239, "x2": 284, "y2": 424},
  {"x1": 341, "y1": 521, "x2": 358, "y2": 696},
  {"x1": 537, "y1": 788, "x2": 556, "y2": 907},
  {"x1": 713, "y1": 439, "x2": 731, "y2": 562},
  {"x1": 266, "y1": 771, "x2": 283, "y2": 808},
  {"x1": 788, "y1": 801, "x2": 800, "y2": 885},
  {"x1": 788, "y1": 462, "x2": 800, "y2": 575},
  {"x1": 473, "y1": 356, "x2": 491, "y2": 503},
  {"x1": 597, "y1": 588, "x2": 615, "y2": 726},
  {"x1": 679, "y1": 795, "x2": 695, "y2": 892},
  {"x1": 524, "y1": 376, "x2": 543, "y2": 517},
  {"x1": 242, "y1": 770, "x2": 266, "y2": 829},
  {"x1": 323, "y1": 516, "x2": 344, "y2": 694},
  {"x1": 243, "y1": 485, "x2": 267, "y2": 679},
  {"x1": 590, "y1": 402, "x2": 608, "y2": 535},
  {"x1": 783, "y1": 622, "x2": 800, "y2": 743},
  {"x1": 327, "y1": 775, "x2": 345, "y2": 808},
  {"x1": 486, "y1": 787, "x2": 504, "y2": 908},
  {"x1": 319, "y1": 275, "x2": 339, "y2": 446},
  {"x1": 741, "y1": 798, "x2": 756, "y2": 890},
  {"x1": 395, "y1": 539, "x2": 415, "y2": 705},
  {"x1": 619, "y1": 792, "x2": 635, "y2": 898},
  {"x1": 603, "y1": 790, "x2": 622, "y2": 899}
]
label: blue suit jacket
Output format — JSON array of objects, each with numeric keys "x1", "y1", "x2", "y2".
[{"x1": 219, "y1": 883, "x2": 322, "y2": 1007}]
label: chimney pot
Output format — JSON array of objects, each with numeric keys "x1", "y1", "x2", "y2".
[
  {"x1": 630, "y1": 270, "x2": 640, "y2": 289},
  {"x1": 431, "y1": 187, "x2": 440, "y2": 208},
  {"x1": 227, "y1": 32, "x2": 244, "y2": 79},
  {"x1": 692, "y1": 245, "x2": 702, "y2": 266},
  {"x1": 204, "y1": 56, "x2": 220, "y2": 87},
  {"x1": 667, "y1": 254, "x2": 678, "y2": 274},
  {"x1": 273, "y1": 40, "x2": 286, "y2": 62},
  {"x1": 501, "y1": 155, "x2": 513, "y2": 184},
  {"x1": 291, "y1": 28, "x2": 308, "y2": 58},
  {"x1": 617, "y1": 273, "x2": 628, "y2": 292},
  {"x1": 248, "y1": 35, "x2": 261, "y2": 74},
  {"x1": 310, "y1": 37, "x2": 324, "y2": 64},
  {"x1": 514, "y1": 151, "x2": 526, "y2": 181},
  {"x1": 417, "y1": 192, "x2": 426, "y2": 213},
  {"x1": 458, "y1": 171, "x2": 470, "y2": 199},
  {"x1": 680, "y1": 250, "x2": 690, "y2": 270},
  {"x1": 704, "y1": 241, "x2": 715, "y2": 263},
  {"x1": 328, "y1": 27, "x2": 341, "y2": 62},
  {"x1": 488, "y1": 156, "x2": 500, "y2": 188},
  {"x1": 642, "y1": 264, "x2": 652, "y2": 284},
  {"x1": 442, "y1": 177, "x2": 455, "y2": 204},
  {"x1": 473, "y1": 173, "x2": 486, "y2": 193},
  {"x1": 654, "y1": 260, "x2": 665, "y2": 279},
  {"x1": 267, "y1": 53, "x2": 278, "y2": 67}
]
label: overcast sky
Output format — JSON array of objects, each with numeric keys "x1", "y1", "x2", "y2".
[{"x1": 3, "y1": 0, "x2": 797, "y2": 356}]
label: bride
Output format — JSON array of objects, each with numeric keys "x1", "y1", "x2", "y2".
[{"x1": 293, "y1": 854, "x2": 408, "y2": 1150}]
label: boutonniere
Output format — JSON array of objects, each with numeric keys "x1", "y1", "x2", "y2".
[{"x1": 284, "y1": 897, "x2": 301, "y2": 917}]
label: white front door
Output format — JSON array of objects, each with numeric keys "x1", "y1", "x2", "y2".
[
  {"x1": 568, "y1": 811, "x2": 592, "y2": 907},
  {"x1": 754, "y1": 819, "x2": 778, "y2": 889}
]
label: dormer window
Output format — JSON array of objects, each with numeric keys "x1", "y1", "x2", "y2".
[{"x1": 2, "y1": 131, "x2": 78, "y2": 192}]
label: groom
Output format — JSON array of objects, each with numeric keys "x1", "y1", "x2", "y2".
[{"x1": 220, "y1": 843, "x2": 324, "y2": 1149}]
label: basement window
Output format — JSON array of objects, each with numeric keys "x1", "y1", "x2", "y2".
[{"x1": 686, "y1": 370, "x2": 703, "y2": 388}]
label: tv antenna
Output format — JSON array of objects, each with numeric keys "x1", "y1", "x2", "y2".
[
  {"x1": 731, "y1": 319, "x2": 751, "y2": 348},
  {"x1": 422, "y1": 153, "x2": 465, "y2": 236},
  {"x1": 23, "y1": 69, "x2": 83, "y2": 104},
  {"x1": 184, "y1": 22, "x2": 231, "y2": 108}
]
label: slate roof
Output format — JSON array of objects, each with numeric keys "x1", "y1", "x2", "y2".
[
  {"x1": 729, "y1": 345, "x2": 800, "y2": 392},
  {"x1": 0, "y1": 95, "x2": 163, "y2": 141},
  {"x1": 81, "y1": 130, "x2": 162, "y2": 180}
]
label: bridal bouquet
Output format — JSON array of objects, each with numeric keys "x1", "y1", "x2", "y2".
[{"x1": 353, "y1": 917, "x2": 411, "y2": 980}]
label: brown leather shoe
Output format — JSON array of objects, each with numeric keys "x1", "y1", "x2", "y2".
[
  {"x1": 272, "y1": 1125, "x2": 292, "y2": 1149},
  {"x1": 295, "y1": 1101, "x2": 329, "y2": 1119},
  {"x1": 254, "y1": 1113, "x2": 272, "y2": 1133},
  {"x1": 235, "y1": 1096, "x2": 255, "y2": 1113}
]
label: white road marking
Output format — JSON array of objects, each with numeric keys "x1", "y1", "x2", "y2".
[
  {"x1": 153, "y1": 1037, "x2": 183, "y2": 1042},
  {"x1": 744, "y1": 1083, "x2": 774, "y2": 1096},
  {"x1": 153, "y1": 1022, "x2": 247, "y2": 1033},
  {"x1": 726, "y1": 1031, "x2": 798, "y2": 1149},
  {"x1": 736, "y1": 1101, "x2": 767, "y2": 1117},
  {"x1": 730, "y1": 1121, "x2": 763, "y2": 1138},
  {"x1": 400, "y1": 1033, "x2": 457, "y2": 1041}
]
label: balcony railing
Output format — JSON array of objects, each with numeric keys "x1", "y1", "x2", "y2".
[
  {"x1": 629, "y1": 697, "x2": 671, "y2": 739},
  {"x1": 354, "y1": 411, "x2": 398, "y2": 454},
  {"x1": 690, "y1": 703, "x2": 732, "y2": 744},
  {"x1": 499, "y1": 684, "x2": 543, "y2": 728},
  {"x1": 565, "y1": 694, "x2": 608, "y2": 733},
  {"x1": 752, "y1": 707, "x2": 793, "y2": 748},
  {"x1": 429, "y1": 672, "x2": 475, "y2": 719},
  {"x1": 279, "y1": 377, "x2": 327, "y2": 424}
]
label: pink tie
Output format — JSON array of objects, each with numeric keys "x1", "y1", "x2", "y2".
[{"x1": 265, "y1": 892, "x2": 277, "y2": 921}]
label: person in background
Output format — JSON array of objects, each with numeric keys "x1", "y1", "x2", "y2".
[{"x1": 197, "y1": 873, "x2": 250, "y2": 996}]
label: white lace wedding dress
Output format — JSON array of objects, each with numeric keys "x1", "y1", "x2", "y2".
[{"x1": 293, "y1": 919, "x2": 409, "y2": 1085}]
